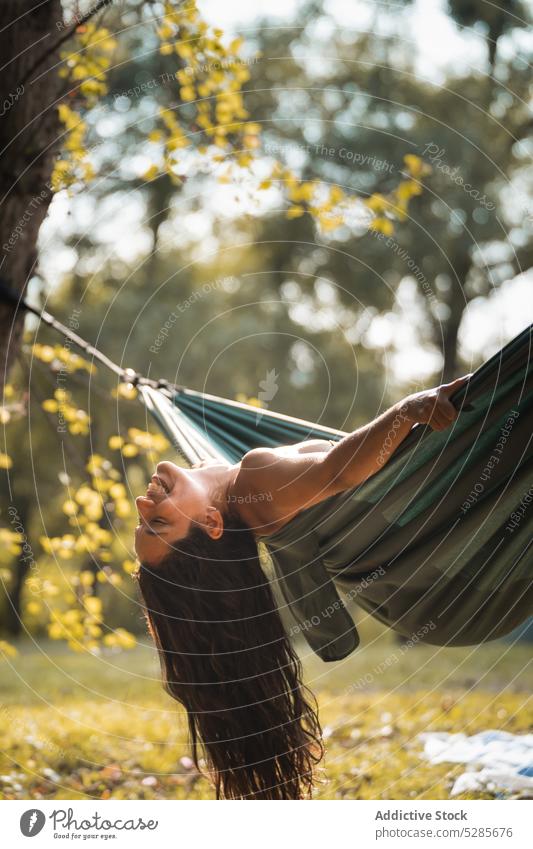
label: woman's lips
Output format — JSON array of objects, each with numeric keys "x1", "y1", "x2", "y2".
[
  {"x1": 146, "y1": 474, "x2": 169, "y2": 499},
  {"x1": 151, "y1": 473, "x2": 170, "y2": 491}
]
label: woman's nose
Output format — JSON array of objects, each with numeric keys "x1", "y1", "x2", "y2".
[{"x1": 156, "y1": 460, "x2": 180, "y2": 478}]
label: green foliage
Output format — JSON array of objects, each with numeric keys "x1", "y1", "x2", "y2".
[{"x1": 244, "y1": 3, "x2": 532, "y2": 375}]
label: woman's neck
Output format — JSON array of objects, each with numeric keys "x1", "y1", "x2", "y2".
[{"x1": 192, "y1": 462, "x2": 240, "y2": 517}]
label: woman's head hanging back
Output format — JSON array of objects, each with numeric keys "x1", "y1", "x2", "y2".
[{"x1": 134, "y1": 512, "x2": 323, "y2": 799}]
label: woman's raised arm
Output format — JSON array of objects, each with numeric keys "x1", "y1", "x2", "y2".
[{"x1": 236, "y1": 374, "x2": 472, "y2": 533}]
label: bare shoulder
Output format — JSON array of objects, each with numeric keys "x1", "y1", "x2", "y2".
[
  {"x1": 241, "y1": 440, "x2": 333, "y2": 467},
  {"x1": 240, "y1": 446, "x2": 280, "y2": 470},
  {"x1": 230, "y1": 448, "x2": 284, "y2": 536},
  {"x1": 236, "y1": 447, "x2": 282, "y2": 499},
  {"x1": 232, "y1": 444, "x2": 336, "y2": 538}
]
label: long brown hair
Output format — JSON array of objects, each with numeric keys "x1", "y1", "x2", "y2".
[{"x1": 135, "y1": 513, "x2": 323, "y2": 799}]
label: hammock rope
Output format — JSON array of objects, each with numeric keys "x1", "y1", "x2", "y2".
[
  {"x1": 0, "y1": 279, "x2": 347, "y2": 465},
  {"x1": 0, "y1": 279, "x2": 177, "y2": 392}
]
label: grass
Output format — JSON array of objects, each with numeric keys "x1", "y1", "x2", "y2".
[{"x1": 0, "y1": 621, "x2": 531, "y2": 800}]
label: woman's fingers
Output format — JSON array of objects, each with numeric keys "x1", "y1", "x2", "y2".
[
  {"x1": 402, "y1": 372, "x2": 473, "y2": 429},
  {"x1": 438, "y1": 395, "x2": 459, "y2": 421},
  {"x1": 429, "y1": 411, "x2": 449, "y2": 430},
  {"x1": 442, "y1": 373, "x2": 473, "y2": 394},
  {"x1": 427, "y1": 395, "x2": 460, "y2": 430}
]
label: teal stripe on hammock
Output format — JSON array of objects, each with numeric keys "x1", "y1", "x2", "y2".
[
  {"x1": 174, "y1": 406, "x2": 282, "y2": 459},
  {"x1": 431, "y1": 452, "x2": 533, "y2": 588},
  {"x1": 176, "y1": 394, "x2": 341, "y2": 442},
  {"x1": 393, "y1": 388, "x2": 533, "y2": 527},
  {"x1": 175, "y1": 389, "x2": 346, "y2": 439},
  {"x1": 173, "y1": 394, "x2": 344, "y2": 459},
  {"x1": 144, "y1": 397, "x2": 227, "y2": 463},
  {"x1": 347, "y1": 360, "x2": 531, "y2": 512},
  {"x1": 176, "y1": 399, "x2": 290, "y2": 443},
  {"x1": 180, "y1": 413, "x2": 252, "y2": 460}
]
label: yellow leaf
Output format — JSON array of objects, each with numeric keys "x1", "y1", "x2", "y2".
[
  {"x1": 0, "y1": 453, "x2": 12, "y2": 469},
  {"x1": 286, "y1": 205, "x2": 305, "y2": 219},
  {"x1": 396, "y1": 179, "x2": 423, "y2": 201},
  {"x1": 329, "y1": 185, "x2": 344, "y2": 205},
  {"x1": 115, "y1": 499, "x2": 130, "y2": 518},
  {"x1": 80, "y1": 570, "x2": 95, "y2": 587},
  {"x1": 63, "y1": 500, "x2": 78, "y2": 516},
  {"x1": 403, "y1": 153, "x2": 431, "y2": 178},
  {"x1": 121, "y1": 443, "x2": 139, "y2": 458},
  {"x1": 143, "y1": 164, "x2": 159, "y2": 181},
  {"x1": 366, "y1": 193, "x2": 390, "y2": 214},
  {"x1": 369, "y1": 217, "x2": 394, "y2": 236},
  {"x1": 113, "y1": 384, "x2": 138, "y2": 400},
  {"x1": 114, "y1": 628, "x2": 137, "y2": 650},
  {"x1": 34, "y1": 344, "x2": 55, "y2": 362},
  {"x1": 85, "y1": 596, "x2": 102, "y2": 617},
  {"x1": 180, "y1": 85, "x2": 196, "y2": 102},
  {"x1": 0, "y1": 640, "x2": 18, "y2": 658}
]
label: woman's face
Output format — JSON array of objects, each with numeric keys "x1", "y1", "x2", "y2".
[{"x1": 134, "y1": 461, "x2": 214, "y2": 564}]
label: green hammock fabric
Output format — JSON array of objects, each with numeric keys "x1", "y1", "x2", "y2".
[
  {"x1": 262, "y1": 324, "x2": 533, "y2": 660},
  {"x1": 139, "y1": 323, "x2": 532, "y2": 661},
  {"x1": 139, "y1": 384, "x2": 346, "y2": 467}
]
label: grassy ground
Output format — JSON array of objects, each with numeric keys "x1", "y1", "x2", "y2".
[{"x1": 1, "y1": 621, "x2": 531, "y2": 800}]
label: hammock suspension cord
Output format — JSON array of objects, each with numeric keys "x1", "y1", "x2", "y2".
[
  {"x1": 0, "y1": 278, "x2": 181, "y2": 394},
  {"x1": 0, "y1": 278, "x2": 348, "y2": 467}
]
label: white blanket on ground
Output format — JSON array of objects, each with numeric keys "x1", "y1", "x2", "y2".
[{"x1": 418, "y1": 730, "x2": 533, "y2": 796}]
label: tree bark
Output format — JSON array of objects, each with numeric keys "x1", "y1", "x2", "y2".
[
  {"x1": 0, "y1": 0, "x2": 65, "y2": 390},
  {"x1": 441, "y1": 316, "x2": 461, "y2": 382}
]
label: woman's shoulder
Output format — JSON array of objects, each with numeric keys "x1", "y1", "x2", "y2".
[
  {"x1": 229, "y1": 449, "x2": 283, "y2": 535},
  {"x1": 239, "y1": 446, "x2": 279, "y2": 471},
  {"x1": 233, "y1": 447, "x2": 279, "y2": 501}
]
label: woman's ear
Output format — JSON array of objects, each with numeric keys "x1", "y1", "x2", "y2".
[{"x1": 202, "y1": 506, "x2": 224, "y2": 540}]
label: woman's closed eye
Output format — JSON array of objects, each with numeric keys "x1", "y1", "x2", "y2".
[
  {"x1": 148, "y1": 518, "x2": 167, "y2": 529},
  {"x1": 138, "y1": 516, "x2": 167, "y2": 533},
  {"x1": 145, "y1": 519, "x2": 168, "y2": 537}
]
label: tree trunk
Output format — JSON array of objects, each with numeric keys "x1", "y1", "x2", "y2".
[
  {"x1": 432, "y1": 255, "x2": 472, "y2": 382},
  {"x1": 0, "y1": 0, "x2": 65, "y2": 389},
  {"x1": 441, "y1": 317, "x2": 460, "y2": 382}
]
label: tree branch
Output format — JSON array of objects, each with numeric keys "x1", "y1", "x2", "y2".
[{"x1": 21, "y1": 0, "x2": 113, "y2": 87}]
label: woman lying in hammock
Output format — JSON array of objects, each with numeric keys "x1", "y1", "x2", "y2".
[{"x1": 134, "y1": 374, "x2": 471, "y2": 800}]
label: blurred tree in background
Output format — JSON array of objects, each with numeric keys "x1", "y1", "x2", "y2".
[{"x1": 243, "y1": 0, "x2": 531, "y2": 380}]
